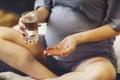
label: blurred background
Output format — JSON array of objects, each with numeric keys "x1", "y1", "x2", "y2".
[{"x1": 0, "y1": 0, "x2": 35, "y2": 27}]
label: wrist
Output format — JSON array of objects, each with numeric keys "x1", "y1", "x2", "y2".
[{"x1": 72, "y1": 32, "x2": 88, "y2": 44}]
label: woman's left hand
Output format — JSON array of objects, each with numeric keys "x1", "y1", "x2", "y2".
[{"x1": 44, "y1": 35, "x2": 77, "y2": 56}]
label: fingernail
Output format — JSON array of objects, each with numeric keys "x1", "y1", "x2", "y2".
[{"x1": 47, "y1": 53, "x2": 50, "y2": 56}]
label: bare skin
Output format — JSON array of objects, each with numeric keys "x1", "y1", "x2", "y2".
[
  {"x1": 0, "y1": 56, "x2": 116, "y2": 80},
  {"x1": 0, "y1": 27, "x2": 57, "y2": 79},
  {"x1": 0, "y1": 25, "x2": 118, "y2": 80},
  {"x1": 0, "y1": 6, "x2": 119, "y2": 80},
  {"x1": 43, "y1": 57, "x2": 116, "y2": 80},
  {"x1": 42, "y1": 25, "x2": 119, "y2": 80}
]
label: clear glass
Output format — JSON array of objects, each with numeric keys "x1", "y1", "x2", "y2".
[{"x1": 21, "y1": 10, "x2": 39, "y2": 44}]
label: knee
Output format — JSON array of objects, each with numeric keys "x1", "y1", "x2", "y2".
[
  {"x1": 0, "y1": 27, "x2": 6, "y2": 38},
  {"x1": 0, "y1": 27, "x2": 12, "y2": 39},
  {"x1": 85, "y1": 62, "x2": 116, "y2": 80},
  {"x1": 75, "y1": 58, "x2": 117, "y2": 80},
  {"x1": 0, "y1": 27, "x2": 19, "y2": 42},
  {"x1": 89, "y1": 69, "x2": 116, "y2": 80}
]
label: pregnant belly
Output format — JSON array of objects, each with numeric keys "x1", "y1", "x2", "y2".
[
  {"x1": 48, "y1": 6, "x2": 94, "y2": 34},
  {"x1": 45, "y1": 6, "x2": 98, "y2": 46}
]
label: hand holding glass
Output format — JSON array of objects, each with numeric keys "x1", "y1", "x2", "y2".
[{"x1": 21, "y1": 10, "x2": 39, "y2": 44}]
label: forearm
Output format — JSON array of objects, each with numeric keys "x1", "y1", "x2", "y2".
[
  {"x1": 36, "y1": 7, "x2": 50, "y2": 23},
  {"x1": 72, "y1": 24, "x2": 120, "y2": 44}
]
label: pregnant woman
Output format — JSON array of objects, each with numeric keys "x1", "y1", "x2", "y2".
[{"x1": 0, "y1": 0, "x2": 120, "y2": 80}]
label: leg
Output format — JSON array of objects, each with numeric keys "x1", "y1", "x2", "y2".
[
  {"x1": 44, "y1": 57, "x2": 116, "y2": 80},
  {"x1": 0, "y1": 60, "x2": 27, "y2": 76},
  {"x1": 0, "y1": 27, "x2": 57, "y2": 79},
  {"x1": 0, "y1": 72, "x2": 35, "y2": 80}
]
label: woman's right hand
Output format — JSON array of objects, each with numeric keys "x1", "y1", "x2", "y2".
[{"x1": 18, "y1": 17, "x2": 28, "y2": 42}]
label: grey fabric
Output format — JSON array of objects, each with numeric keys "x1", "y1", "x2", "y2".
[
  {"x1": 34, "y1": 0, "x2": 119, "y2": 69},
  {"x1": 107, "y1": 19, "x2": 120, "y2": 31},
  {"x1": 35, "y1": 0, "x2": 120, "y2": 31},
  {"x1": 34, "y1": 0, "x2": 52, "y2": 10}
]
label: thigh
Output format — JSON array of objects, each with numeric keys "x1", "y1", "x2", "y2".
[
  {"x1": 0, "y1": 27, "x2": 45, "y2": 56},
  {"x1": 73, "y1": 57, "x2": 116, "y2": 80}
]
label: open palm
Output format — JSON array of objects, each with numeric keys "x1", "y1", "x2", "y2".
[{"x1": 44, "y1": 35, "x2": 77, "y2": 56}]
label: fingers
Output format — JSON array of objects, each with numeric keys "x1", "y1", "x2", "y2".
[
  {"x1": 18, "y1": 18, "x2": 26, "y2": 34},
  {"x1": 44, "y1": 49, "x2": 66, "y2": 56},
  {"x1": 18, "y1": 18, "x2": 28, "y2": 42},
  {"x1": 38, "y1": 23, "x2": 41, "y2": 26},
  {"x1": 44, "y1": 47, "x2": 60, "y2": 56},
  {"x1": 44, "y1": 45, "x2": 75, "y2": 56},
  {"x1": 44, "y1": 46, "x2": 70, "y2": 56}
]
